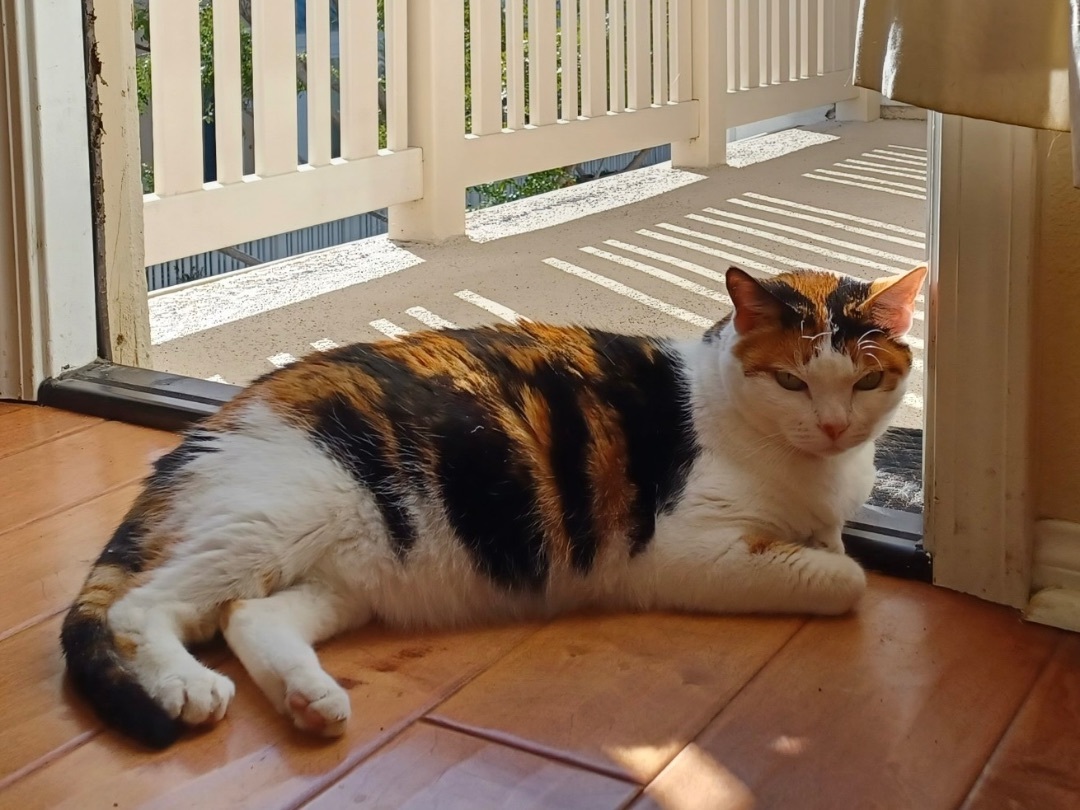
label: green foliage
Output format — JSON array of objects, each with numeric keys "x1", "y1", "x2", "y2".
[
  {"x1": 133, "y1": 1, "x2": 254, "y2": 120},
  {"x1": 472, "y1": 168, "x2": 575, "y2": 208}
]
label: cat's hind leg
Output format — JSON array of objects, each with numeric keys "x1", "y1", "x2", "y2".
[
  {"x1": 220, "y1": 581, "x2": 369, "y2": 737},
  {"x1": 634, "y1": 530, "x2": 867, "y2": 616}
]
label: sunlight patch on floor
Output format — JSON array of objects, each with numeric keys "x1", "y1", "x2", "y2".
[
  {"x1": 149, "y1": 235, "x2": 424, "y2": 344},
  {"x1": 725, "y1": 128, "x2": 840, "y2": 168}
]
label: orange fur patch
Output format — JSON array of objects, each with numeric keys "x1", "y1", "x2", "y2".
[
  {"x1": 585, "y1": 396, "x2": 634, "y2": 548},
  {"x1": 733, "y1": 270, "x2": 913, "y2": 382}
]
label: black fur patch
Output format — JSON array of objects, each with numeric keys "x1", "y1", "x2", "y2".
[
  {"x1": 312, "y1": 393, "x2": 417, "y2": 556},
  {"x1": 147, "y1": 437, "x2": 220, "y2": 489},
  {"x1": 824, "y1": 275, "x2": 877, "y2": 348},
  {"x1": 758, "y1": 277, "x2": 818, "y2": 329},
  {"x1": 60, "y1": 612, "x2": 181, "y2": 749},
  {"x1": 96, "y1": 519, "x2": 147, "y2": 573},
  {"x1": 433, "y1": 399, "x2": 548, "y2": 591},
  {"x1": 589, "y1": 333, "x2": 700, "y2": 554}
]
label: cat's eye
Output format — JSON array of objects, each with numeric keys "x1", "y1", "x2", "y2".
[
  {"x1": 855, "y1": 370, "x2": 884, "y2": 391},
  {"x1": 774, "y1": 370, "x2": 808, "y2": 391}
]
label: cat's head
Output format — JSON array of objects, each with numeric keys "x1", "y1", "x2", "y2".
[{"x1": 716, "y1": 265, "x2": 926, "y2": 457}]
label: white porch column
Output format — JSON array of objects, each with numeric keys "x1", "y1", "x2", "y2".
[
  {"x1": 387, "y1": 0, "x2": 467, "y2": 243},
  {"x1": 670, "y1": 0, "x2": 728, "y2": 169}
]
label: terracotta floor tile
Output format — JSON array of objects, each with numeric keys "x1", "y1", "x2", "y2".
[
  {"x1": 634, "y1": 576, "x2": 1061, "y2": 810},
  {"x1": 431, "y1": 612, "x2": 804, "y2": 782},
  {"x1": 962, "y1": 635, "x2": 1080, "y2": 810},
  {"x1": 304, "y1": 721, "x2": 640, "y2": 809}
]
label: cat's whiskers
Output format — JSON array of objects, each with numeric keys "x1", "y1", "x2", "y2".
[{"x1": 862, "y1": 350, "x2": 885, "y2": 372}]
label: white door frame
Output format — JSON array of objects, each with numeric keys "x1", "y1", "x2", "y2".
[
  {"x1": 0, "y1": 0, "x2": 99, "y2": 400},
  {"x1": 924, "y1": 112, "x2": 1038, "y2": 608}
]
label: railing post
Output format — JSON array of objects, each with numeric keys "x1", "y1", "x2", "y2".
[
  {"x1": 671, "y1": 0, "x2": 728, "y2": 168},
  {"x1": 388, "y1": 0, "x2": 466, "y2": 243},
  {"x1": 836, "y1": 89, "x2": 882, "y2": 122},
  {"x1": 669, "y1": 0, "x2": 730, "y2": 169}
]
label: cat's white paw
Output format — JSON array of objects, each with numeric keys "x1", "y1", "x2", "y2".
[
  {"x1": 152, "y1": 665, "x2": 236, "y2": 725},
  {"x1": 283, "y1": 671, "x2": 351, "y2": 737},
  {"x1": 813, "y1": 553, "x2": 867, "y2": 615}
]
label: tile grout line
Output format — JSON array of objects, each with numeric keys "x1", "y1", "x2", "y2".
[
  {"x1": 954, "y1": 635, "x2": 1067, "y2": 809},
  {"x1": 287, "y1": 623, "x2": 549, "y2": 810}
]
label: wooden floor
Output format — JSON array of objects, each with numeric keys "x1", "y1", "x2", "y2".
[{"x1": 0, "y1": 402, "x2": 1077, "y2": 810}]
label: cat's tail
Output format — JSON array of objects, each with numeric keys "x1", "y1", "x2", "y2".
[{"x1": 59, "y1": 521, "x2": 181, "y2": 749}]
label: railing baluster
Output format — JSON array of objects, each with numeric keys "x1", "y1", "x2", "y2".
[
  {"x1": 838, "y1": 0, "x2": 856, "y2": 70},
  {"x1": 807, "y1": 0, "x2": 820, "y2": 76},
  {"x1": 560, "y1": 0, "x2": 580, "y2": 119},
  {"x1": 528, "y1": 0, "x2": 557, "y2": 125},
  {"x1": 821, "y1": 0, "x2": 835, "y2": 73},
  {"x1": 507, "y1": 0, "x2": 526, "y2": 128},
  {"x1": 472, "y1": 0, "x2": 503, "y2": 135},
  {"x1": 795, "y1": 0, "x2": 805, "y2": 78},
  {"x1": 611, "y1": 0, "x2": 626, "y2": 113},
  {"x1": 304, "y1": 0, "x2": 331, "y2": 166},
  {"x1": 669, "y1": 0, "x2": 692, "y2": 101},
  {"x1": 251, "y1": 0, "x2": 299, "y2": 175},
  {"x1": 339, "y1": 0, "x2": 378, "y2": 159},
  {"x1": 779, "y1": 0, "x2": 792, "y2": 81},
  {"x1": 652, "y1": 0, "x2": 668, "y2": 104},
  {"x1": 763, "y1": 0, "x2": 773, "y2": 86},
  {"x1": 148, "y1": 0, "x2": 204, "y2": 194},
  {"x1": 385, "y1": 0, "x2": 409, "y2": 150},
  {"x1": 627, "y1": 0, "x2": 650, "y2": 109},
  {"x1": 747, "y1": 0, "x2": 761, "y2": 89},
  {"x1": 728, "y1": 0, "x2": 741, "y2": 91},
  {"x1": 581, "y1": 0, "x2": 607, "y2": 115},
  {"x1": 211, "y1": 0, "x2": 244, "y2": 183}
]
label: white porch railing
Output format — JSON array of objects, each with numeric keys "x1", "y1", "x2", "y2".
[
  {"x1": 135, "y1": 0, "x2": 869, "y2": 267},
  {"x1": 142, "y1": 0, "x2": 420, "y2": 266}
]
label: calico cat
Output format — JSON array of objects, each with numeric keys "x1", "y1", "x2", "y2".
[{"x1": 61, "y1": 264, "x2": 926, "y2": 749}]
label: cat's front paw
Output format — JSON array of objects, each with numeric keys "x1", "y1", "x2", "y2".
[
  {"x1": 283, "y1": 671, "x2": 351, "y2": 737},
  {"x1": 813, "y1": 553, "x2": 867, "y2": 615}
]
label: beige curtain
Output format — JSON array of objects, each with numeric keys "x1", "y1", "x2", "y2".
[{"x1": 853, "y1": 0, "x2": 1080, "y2": 187}]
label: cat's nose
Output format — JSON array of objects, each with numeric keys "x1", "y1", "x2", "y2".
[{"x1": 819, "y1": 422, "x2": 848, "y2": 441}]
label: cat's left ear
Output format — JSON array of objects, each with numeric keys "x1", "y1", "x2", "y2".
[{"x1": 859, "y1": 264, "x2": 927, "y2": 337}]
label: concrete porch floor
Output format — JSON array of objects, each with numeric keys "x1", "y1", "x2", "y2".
[{"x1": 151, "y1": 119, "x2": 927, "y2": 429}]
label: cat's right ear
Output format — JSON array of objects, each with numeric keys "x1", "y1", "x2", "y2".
[{"x1": 726, "y1": 267, "x2": 783, "y2": 335}]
